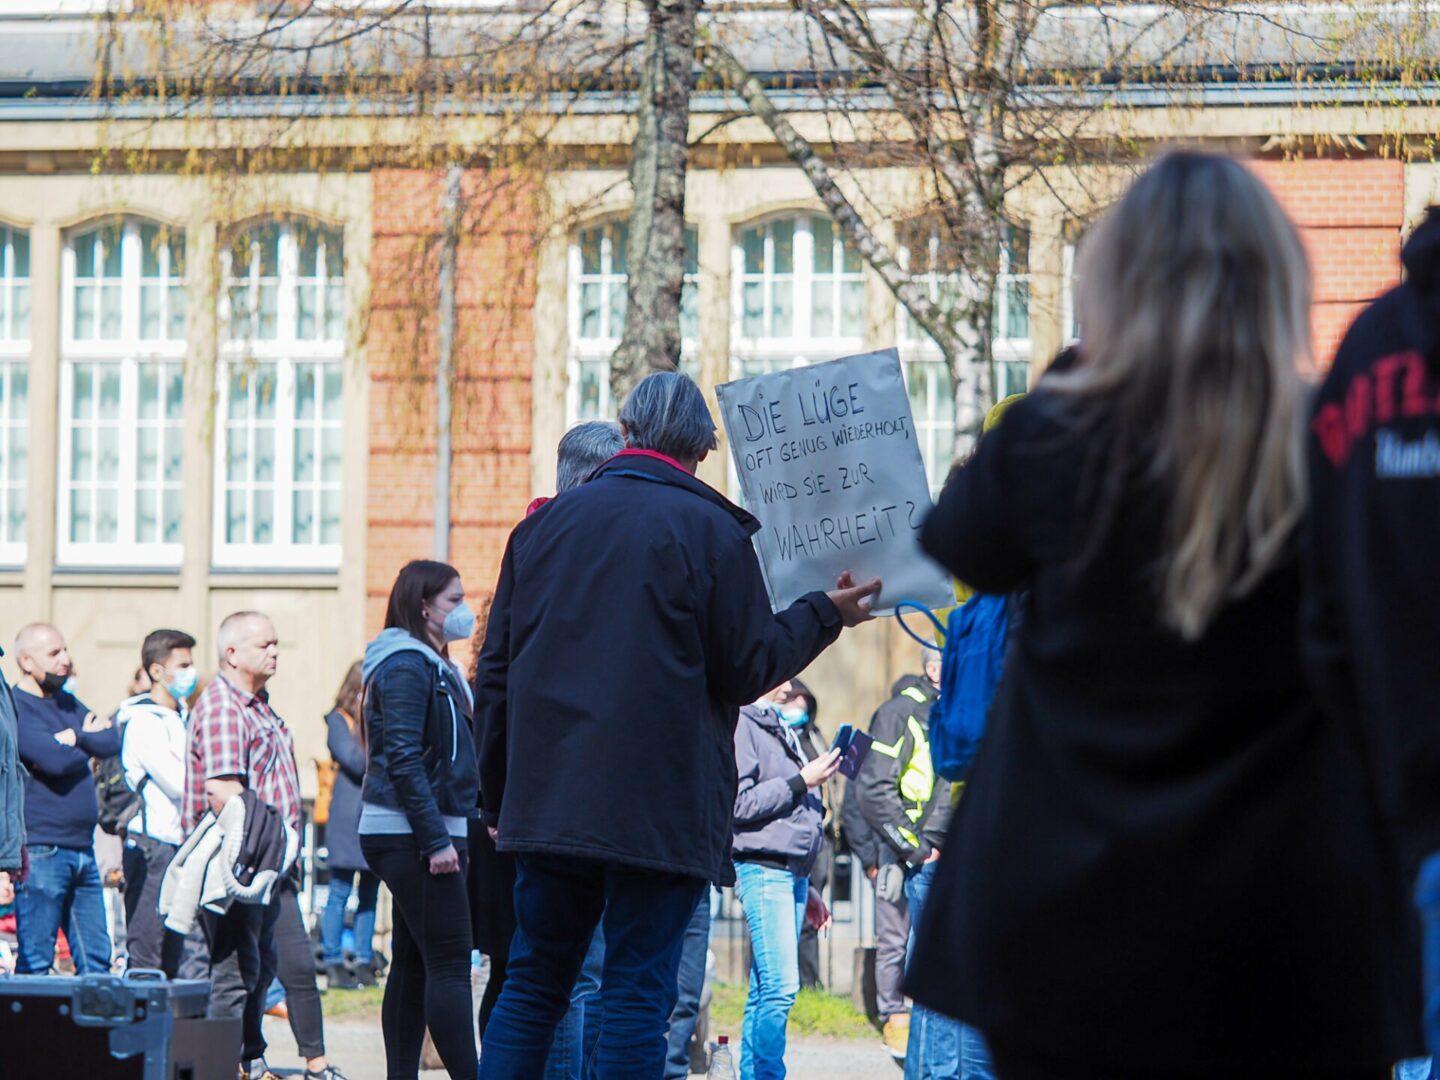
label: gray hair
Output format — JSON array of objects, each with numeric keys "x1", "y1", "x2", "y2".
[
  {"x1": 556, "y1": 421, "x2": 624, "y2": 493},
  {"x1": 921, "y1": 645, "x2": 942, "y2": 669},
  {"x1": 618, "y1": 372, "x2": 718, "y2": 464},
  {"x1": 217, "y1": 610, "x2": 271, "y2": 664}
]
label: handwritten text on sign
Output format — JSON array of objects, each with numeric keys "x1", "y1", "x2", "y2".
[{"x1": 717, "y1": 349, "x2": 953, "y2": 616}]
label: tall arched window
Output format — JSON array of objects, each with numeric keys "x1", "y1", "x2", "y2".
[
  {"x1": 59, "y1": 219, "x2": 186, "y2": 566},
  {"x1": 731, "y1": 214, "x2": 865, "y2": 380},
  {"x1": 566, "y1": 219, "x2": 699, "y2": 422},
  {"x1": 896, "y1": 221, "x2": 1032, "y2": 493},
  {"x1": 0, "y1": 224, "x2": 29, "y2": 565},
  {"x1": 216, "y1": 218, "x2": 345, "y2": 569}
]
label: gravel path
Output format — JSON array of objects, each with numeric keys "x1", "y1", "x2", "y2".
[{"x1": 261, "y1": 1016, "x2": 899, "y2": 1080}]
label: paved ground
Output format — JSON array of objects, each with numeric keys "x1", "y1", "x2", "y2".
[{"x1": 261, "y1": 1016, "x2": 899, "y2": 1079}]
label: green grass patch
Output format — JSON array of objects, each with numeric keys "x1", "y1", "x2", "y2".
[
  {"x1": 708, "y1": 983, "x2": 874, "y2": 1041},
  {"x1": 317, "y1": 984, "x2": 386, "y2": 1021}
]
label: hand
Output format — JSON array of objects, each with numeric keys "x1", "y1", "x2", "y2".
[
  {"x1": 805, "y1": 886, "x2": 832, "y2": 932},
  {"x1": 487, "y1": 826, "x2": 499, "y2": 843},
  {"x1": 204, "y1": 777, "x2": 246, "y2": 817},
  {"x1": 53, "y1": 728, "x2": 77, "y2": 747},
  {"x1": 865, "y1": 865, "x2": 878, "y2": 882},
  {"x1": 924, "y1": 846, "x2": 942, "y2": 864},
  {"x1": 826, "y1": 571, "x2": 882, "y2": 628},
  {"x1": 800, "y1": 748, "x2": 841, "y2": 789},
  {"x1": 428, "y1": 844, "x2": 461, "y2": 875},
  {"x1": 82, "y1": 712, "x2": 112, "y2": 733}
]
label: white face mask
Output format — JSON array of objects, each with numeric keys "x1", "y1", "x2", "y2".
[{"x1": 441, "y1": 602, "x2": 477, "y2": 643}]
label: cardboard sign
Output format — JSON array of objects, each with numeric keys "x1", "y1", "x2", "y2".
[{"x1": 717, "y1": 348, "x2": 954, "y2": 616}]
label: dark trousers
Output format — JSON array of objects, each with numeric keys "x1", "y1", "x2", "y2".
[
  {"x1": 662, "y1": 890, "x2": 713, "y2": 1080},
  {"x1": 203, "y1": 890, "x2": 282, "y2": 1065},
  {"x1": 364, "y1": 833, "x2": 476, "y2": 1080},
  {"x1": 122, "y1": 834, "x2": 178, "y2": 973},
  {"x1": 798, "y1": 840, "x2": 831, "y2": 989},
  {"x1": 479, "y1": 853, "x2": 705, "y2": 1080},
  {"x1": 268, "y1": 880, "x2": 326, "y2": 1060}
]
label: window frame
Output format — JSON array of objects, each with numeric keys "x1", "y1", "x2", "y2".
[
  {"x1": 57, "y1": 219, "x2": 187, "y2": 568},
  {"x1": 0, "y1": 224, "x2": 30, "y2": 566},
  {"x1": 214, "y1": 218, "x2": 346, "y2": 571},
  {"x1": 729, "y1": 213, "x2": 867, "y2": 379},
  {"x1": 565, "y1": 219, "x2": 700, "y2": 424}
]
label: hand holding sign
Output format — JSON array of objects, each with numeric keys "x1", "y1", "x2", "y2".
[{"x1": 826, "y1": 570, "x2": 882, "y2": 627}]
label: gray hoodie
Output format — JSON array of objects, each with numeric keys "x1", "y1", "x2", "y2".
[{"x1": 731, "y1": 703, "x2": 824, "y2": 877}]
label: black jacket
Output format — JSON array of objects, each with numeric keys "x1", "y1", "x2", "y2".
[
  {"x1": 474, "y1": 452, "x2": 842, "y2": 885},
  {"x1": 855, "y1": 675, "x2": 949, "y2": 866},
  {"x1": 324, "y1": 710, "x2": 367, "y2": 872},
  {"x1": 839, "y1": 778, "x2": 879, "y2": 873},
  {"x1": 907, "y1": 389, "x2": 1420, "y2": 1071},
  {"x1": 1304, "y1": 207, "x2": 1440, "y2": 877},
  {"x1": 361, "y1": 646, "x2": 479, "y2": 858}
]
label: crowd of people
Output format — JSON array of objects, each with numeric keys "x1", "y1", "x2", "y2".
[{"x1": 3, "y1": 146, "x2": 1440, "y2": 1080}]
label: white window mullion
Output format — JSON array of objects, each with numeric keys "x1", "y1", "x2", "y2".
[
  {"x1": 117, "y1": 356, "x2": 138, "y2": 547},
  {"x1": 276, "y1": 359, "x2": 296, "y2": 547},
  {"x1": 794, "y1": 220, "x2": 814, "y2": 345},
  {"x1": 120, "y1": 224, "x2": 140, "y2": 344}
]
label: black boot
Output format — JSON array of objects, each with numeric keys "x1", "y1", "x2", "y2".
[
  {"x1": 326, "y1": 962, "x2": 358, "y2": 990},
  {"x1": 354, "y1": 963, "x2": 377, "y2": 988}
]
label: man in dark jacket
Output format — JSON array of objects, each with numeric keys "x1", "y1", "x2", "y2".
[
  {"x1": 11, "y1": 622, "x2": 120, "y2": 975},
  {"x1": 475, "y1": 372, "x2": 879, "y2": 1080},
  {"x1": 0, "y1": 646, "x2": 24, "y2": 888},
  {"x1": 1304, "y1": 205, "x2": 1440, "y2": 1057}
]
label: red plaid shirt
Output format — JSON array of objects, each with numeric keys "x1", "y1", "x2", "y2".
[{"x1": 183, "y1": 674, "x2": 302, "y2": 835}]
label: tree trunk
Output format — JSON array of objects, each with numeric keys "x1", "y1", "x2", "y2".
[{"x1": 610, "y1": 0, "x2": 699, "y2": 403}]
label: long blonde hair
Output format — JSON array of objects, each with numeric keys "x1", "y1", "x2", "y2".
[{"x1": 1053, "y1": 150, "x2": 1310, "y2": 640}]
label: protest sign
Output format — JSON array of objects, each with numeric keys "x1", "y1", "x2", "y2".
[{"x1": 716, "y1": 348, "x2": 954, "y2": 616}]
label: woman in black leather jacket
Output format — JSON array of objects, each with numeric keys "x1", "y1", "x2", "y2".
[{"x1": 359, "y1": 559, "x2": 480, "y2": 1080}]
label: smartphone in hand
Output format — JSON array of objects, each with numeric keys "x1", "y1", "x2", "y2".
[
  {"x1": 837, "y1": 729, "x2": 873, "y2": 779},
  {"x1": 831, "y1": 724, "x2": 855, "y2": 753}
]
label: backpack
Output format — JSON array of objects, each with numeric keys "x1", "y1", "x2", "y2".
[
  {"x1": 895, "y1": 594, "x2": 1010, "y2": 782},
  {"x1": 93, "y1": 709, "x2": 147, "y2": 836}
]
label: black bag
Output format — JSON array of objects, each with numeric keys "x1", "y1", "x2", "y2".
[{"x1": 93, "y1": 713, "x2": 145, "y2": 837}]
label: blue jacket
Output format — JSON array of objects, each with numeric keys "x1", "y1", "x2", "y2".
[
  {"x1": 475, "y1": 451, "x2": 842, "y2": 885},
  {"x1": 0, "y1": 648, "x2": 23, "y2": 871},
  {"x1": 360, "y1": 634, "x2": 479, "y2": 858},
  {"x1": 731, "y1": 704, "x2": 824, "y2": 877},
  {"x1": 14, "y1": 686, "x2": 121, "y2": 849}
]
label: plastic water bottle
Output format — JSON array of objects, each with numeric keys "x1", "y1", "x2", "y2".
[{"x1": 707, "y1": 1035, "x2": 737, "y2": 1080}]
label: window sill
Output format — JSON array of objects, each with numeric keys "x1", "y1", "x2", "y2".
[
  {"x1": 51, "y1": 567, "x2": 182, "y2": 588},
  {"x1": 208, "y1": 568, "x2": 341, "y2": 590}
]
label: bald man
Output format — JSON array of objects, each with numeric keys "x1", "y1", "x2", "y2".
[{"x1": 11, "y1": 622, "x2": 119, "y2": 975}]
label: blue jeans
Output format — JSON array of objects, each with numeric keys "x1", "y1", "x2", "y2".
[
  {"x1": 904, "y1": 863, "x2": 993, "y2": 1080},
  {"x1": 479, "y1": 854, "x2": 705, "y2": 1080},
  {"x1": 663, "y1": 890, "x2": 713, "y2": 1080},
  {"x1": 1398, "y1": 1060, "x2": 1438, "y2": 1080},
  {"x1": 322, "y1": 867, "x2": 380, "y2": 965},
  {"x1": 1419, "y1": 852, "x2": 1440, "y2": 1058},
  {"x1": 734, "y1": 862, "x2": 807, "y2": 1080},
  {"x1": 546, "y1": 925, "x2": 604, "y2": 1080},
  {"x1": 16, "y1": 844, "x2": 112, "y2": 975}
]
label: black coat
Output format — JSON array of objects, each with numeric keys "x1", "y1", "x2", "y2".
[
  {"x1": 907, "y1": 390, "x2": 1421, "y2": 1072},
  {"x1": 475, "y1": 452, "x2": 842, "y2": 885},
  {"x1": 324, "y1": 710, "x2": 367, "y2": 872}
]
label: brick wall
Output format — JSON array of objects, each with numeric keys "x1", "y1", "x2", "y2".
[
  {"x1": 367, "y1": 170, "x2": 538, "y2": 669},
  {"x1": 1249, "y1": 158, "x2": 1404, "y2": 365}
]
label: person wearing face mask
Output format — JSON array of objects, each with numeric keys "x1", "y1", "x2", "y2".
[
  {"x1": 10, "y1": 621, "x2": 120, "y2": 975},
  {"x1": 118, "y1": 628, "x2": 198, "y2": 975},
  {"x1": 779, "y1": 680, "x2": 834, "y2": 994},
  {"x1": 360, "y1": 560, "x2": 481, "y2": 1080},
  {"x1": 732, "y1": 681, "x2": 841, "y2": 1080}
]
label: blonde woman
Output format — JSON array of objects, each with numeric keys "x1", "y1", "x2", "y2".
[{"x1": 906, "y1": 152, "x2": 1420, "y2": 1078}]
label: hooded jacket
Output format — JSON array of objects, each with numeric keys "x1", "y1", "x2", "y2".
[
  {"x1": 360, "y1": 629, "x2": 479, "y2": 858},
  {"x1": 0, "y1": 650, "x2": 23, "y2": 872},
  {"x1": 856, "y1": 674, "x2": 949, "y2": 866},
  {"x1": 1304, "y1": 206, "x2": 1440, "y2": 875},
  {"x1": 475, "y1": 451, "x2": 842, "y2": 885},
  {"x1": 731, "y1": 703, "x2": 825, "y2": 877}
]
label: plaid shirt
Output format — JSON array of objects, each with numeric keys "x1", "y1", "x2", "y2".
[{"x1": 183, "y1": 674, "x2": 302, "y2": 835}]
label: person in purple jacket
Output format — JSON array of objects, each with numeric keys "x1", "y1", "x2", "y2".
[{"x1": 11, "y1": 622, "x2": 119, "y2": 975}]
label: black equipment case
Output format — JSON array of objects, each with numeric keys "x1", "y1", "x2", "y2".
[{"x1": 0, "y1": 971, "x2": 237, "y2": 1079}]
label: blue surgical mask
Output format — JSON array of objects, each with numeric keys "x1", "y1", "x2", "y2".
[
  {"x1": 168, "y1": 666, "x2": 198, "y2": 701},
  {"x1": 442, "y1": 602, "x2": 477, "y2": 643},
  {"x1": 782, "y1": 706, "x2": 809, "y2": 729}
]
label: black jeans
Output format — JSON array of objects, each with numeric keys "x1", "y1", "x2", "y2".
[
  {"x1": 268, "y1": 880, "x2": 326, "y2": 1060},
  {"x1": 364, "y1": 833, "x2": 475, "y2": 1080},
  {"x1": 203, "y1": 889, "x2": 282, "y2": 1065},
  {"x1": 121, "y1": 834, "x2": 178, "y2": 972}
]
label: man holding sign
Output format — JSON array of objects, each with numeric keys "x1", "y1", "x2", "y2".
[
  {"x1": 716, "y1": 349, "x2": 953, "y2": 616},
  {"x1": 475, "y1": 373, "x2": 879, "y2": 1080}
]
